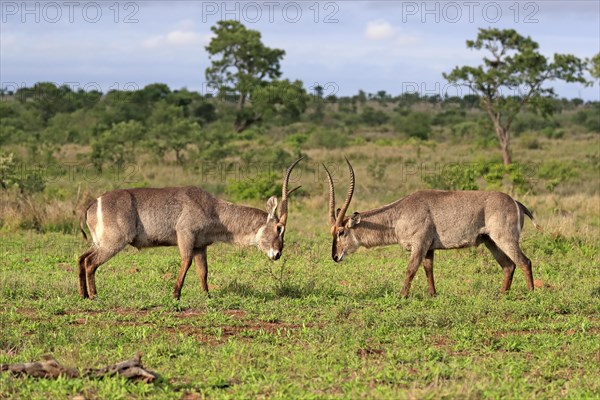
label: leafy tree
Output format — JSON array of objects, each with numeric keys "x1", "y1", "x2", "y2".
[
  {"x1": 91, "y1": 120, "x2": 144, "y2": 171},
  {"x1": 396, "y1": 92, "x2": 421, "y2": 109},
  {"x1": 356, "y1": 90, "x2": 367, "y2": 105},
  {"x1": 375, "y1": 90, "x2": 390, "y2": 105},
  {"x1": 393, "y1": 111, "x2": 431, "y2": 140},
  {"x1": 361, "y1": 106, "x2": 389, "y2": 126},
  {"x1": 312, "y1": 85, "x2": 324, "y2": 121},
  {"x1": 444, "y1": 28, "x2": 588, "y2": 165},
  {"x1": 205, "y1": 20, "x2": 285, "y2": 132},
  {"x1": 590, "y1": 53, "x2": 600, "y2": 80},
  {"x1": 146, "y1": 101, "x2": 202, "y2": 165},
  {"x1": 246, "y1": 79, "x2": 308, "y2": 127}
]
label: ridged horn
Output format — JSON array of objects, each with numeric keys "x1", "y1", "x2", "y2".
[
  {"x1": 335, "y1": 157, "x2": 355, "y2": 227},
  {"x1": 278, "y1": 157, "x2": 303, "y2": 225},
  {"x1": 323, "y1": 164, "x2": 336, "y2": 226}
]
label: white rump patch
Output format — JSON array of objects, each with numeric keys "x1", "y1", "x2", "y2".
[
  {"x1": 94, "y1": 196, "x2": 104, "y2": 245},
  {"x1": 513, "y1": 198, "x2": 522, "y2": 234}
]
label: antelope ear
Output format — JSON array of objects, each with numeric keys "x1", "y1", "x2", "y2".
[
  {"x1": 335, "y1": 207, "x2": 341, "y2": 219},
  {"x1": 346, "y1": 212, "x2": 361, "y2": 228},
  {"x1": 266, "y1": 196, "x2": 278, "y2": 220}
]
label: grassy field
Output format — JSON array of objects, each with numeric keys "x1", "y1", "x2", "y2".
[{"x1": 1, "y1": 137, "x2": 599, "y2": 399}]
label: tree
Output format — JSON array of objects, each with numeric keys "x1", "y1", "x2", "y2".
[
  {"x1": 312, "y1": 85, "x2": 324, "y2": 121},
  {"x1": 356, "y1": 90, "x2": 367, "y2": 105},
  {"x1": 444, "y1": 28, "x2": 588, "y2": 165},
  {"x1": 590, "y1": 53, "x2": 600, "y2": 80},
  {"x1": 146, "y1": 101, "x2": 201, "y2": 165},
  {"x1": 249, "y1": 79, "x2": 309, "y2": 125},
  {"x1": 91, "y1": 120, "x2": 144, "y2": 171},
  {"x1": 361, "y1": 106, "x2": 389, "y2": 126},
  {"x1": 205, "y1": 20, "x2": 285, "y2": 132}
]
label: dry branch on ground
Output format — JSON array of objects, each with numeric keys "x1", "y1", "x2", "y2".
[{"x1": 0, "y1": 353, "x2": 158, "y2": 383}]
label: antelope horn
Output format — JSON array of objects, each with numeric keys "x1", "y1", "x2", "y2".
[
  {"x1": 287, "y1": 185, "x2": 302, "y2": 196},
  {"x1": 322, "y1": 163, "x2": 336, "y2": 226},
  {"x1": 278, "y1": 157, "x2": 303, "y2": 225},
  {"x1": 335, "y1": 157, "x2": 355, "y2": 227}
]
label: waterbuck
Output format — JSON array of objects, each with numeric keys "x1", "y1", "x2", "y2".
[
  {"x1": 323, "y1": 159, "x2": 541, "y2": 297},
  {"x1": 78, "y1": 158, "x2": 303, "y2": 300}
]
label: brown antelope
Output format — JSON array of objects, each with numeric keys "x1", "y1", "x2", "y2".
[
  {"x1": 323, "y1": 159, "x2": 541, "y2": 297},
  {"x1": 78, "y1": 158, "x2": 302, "y2": 300}
]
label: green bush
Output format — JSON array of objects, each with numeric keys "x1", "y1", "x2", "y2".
[
  {"x1": 225, "y1": 174, "x2": 282, "y2": 201},
  {"x1": 573, "y1": 107, "x2": 600, "y2": 133},
  {"x1": 432, "y1": 109, "x2": 466, "y2": 126},
  {"x1": 91, "y1": 120, "x2": 144, "y2": 171},
  {"x1": 512, "y1": 113, "x2": 557, "y2": 135},
  {"x1": 537, "y1": 160, "x2": 579, "y2": 191},
  {"x1": 542, "y1": 126, "x2": 565, "y2": 139},
  {"x1": 482, "y1": 163, "x2": 532, "y2": 194},
  {"x1": 240, "y1": 146, "x2": 295, "y2": 166},
  {"x1": 306, "y1": 128, "x2": 348, "y2": 149},
  {"x1": 393, "y1": 111, "x2": 431, "y2": 140},
  {"x1": 0, "y1": 152, "x2": 45, "y2": 195},
  {"x1": 451, "y1": 119, "x2": 496, "y2": 147},
  {"x1": 520, "y1": 135, "x2": 542, "y2": 150},
  {"x1": 423, "y1": 164, "x2": 479, "y2": 190},
  {"x1": 360, "y1": 106, "x2": 389, "y2": 126}
]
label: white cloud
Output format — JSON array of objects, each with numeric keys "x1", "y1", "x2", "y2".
[
  {"x1": 364, "y1": 20, "x2": 422, "y2": 46},
  {"x1": 142, "y1": 30, "x2": 210, "y2": 49},
  {"x1": 365, "y1": 20, "x2": 395, "y2": 40}
]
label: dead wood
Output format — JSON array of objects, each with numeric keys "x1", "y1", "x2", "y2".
[{"x1": 0, "y1": 353, "x2": 158, "y2": 383}]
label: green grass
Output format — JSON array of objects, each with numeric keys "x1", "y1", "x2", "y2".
[
  {"x1": 1, "y1": 227, "x2": 599, "y2": 399},
  {"x1": 1, "y1": 135, "x2": 599, "y2": 398}
]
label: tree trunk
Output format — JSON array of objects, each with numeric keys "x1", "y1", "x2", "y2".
[
  {"x1": 494, "y1": 124, "x2": 512, "y2": 166},
  {"x1": 237, "y1": 93, "x2": 246, "y2": 111},
  {"x1": 501, "y1": 139, "x2": 512, "y2": 166}
]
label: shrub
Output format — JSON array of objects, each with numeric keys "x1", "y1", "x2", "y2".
[
  {"x1": 542, "y1": 126, "x2": 565, "y2": 139},
  {"x1": 451, "y1": 119, "x2": 496, "y2": 147},
  {"x1": 393, "y1": 111, "x2": 431, "y2": 140},
  {"x1": 90, "y1": 120, "x2": 144, "y2": 171},
  {"x1": 225, "y1": 174, "x2": 282, "y2": 201},
  {"x1": 432, "y1": 109, "x2": 466, "y2": 126},
  {"x1": 537, "y1": 160, "x2": 579, "y2": 191},
  {"x1": 0, "y1": 152, "x2": 45, "y2": 195},
  {"x1": 482, "y1": 163, "x2": 532, "y2": 194},
  {"x1": 520, "y1": 135, "x2": 542, "y2": 150},
  {"x1": 306, "y1": 128, "x2": 348, "y2": 149},
  {"x1": 360, "y1": 106, "x2": 389, "y2": 126},
  {"x1": 512, "y1": 113, "x2": 557, "y2": 135},
  {"x1": 423, "y1": 164, "x2": 479, "y2": 190}
]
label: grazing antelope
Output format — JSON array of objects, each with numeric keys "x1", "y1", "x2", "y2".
[
  {"x1": 323, "y1": 159, "x2": 541, "y2": 297},
  {"x1": 78, "y1": 158, "x2": 303, "y2": 300}
]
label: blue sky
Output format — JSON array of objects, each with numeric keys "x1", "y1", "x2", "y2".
[{"x1": 1, "y1": 1, "x2": 599, "y2": 99}]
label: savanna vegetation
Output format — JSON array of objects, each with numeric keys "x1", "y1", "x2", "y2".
[{"x1": 1, "y1": 24, "x2": 599, "y2": 398}]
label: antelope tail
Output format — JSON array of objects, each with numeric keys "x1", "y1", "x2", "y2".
[
  {"x1": 79, "y1": 200, "x2": 95, "y2": 242},
  {"x1": 516, "y1": 201, "x2": 543, "y2": 232}
]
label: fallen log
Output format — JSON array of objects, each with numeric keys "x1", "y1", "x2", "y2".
[{"x1": 0, "y1": 353, "x2": 158, "y2": 383}]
